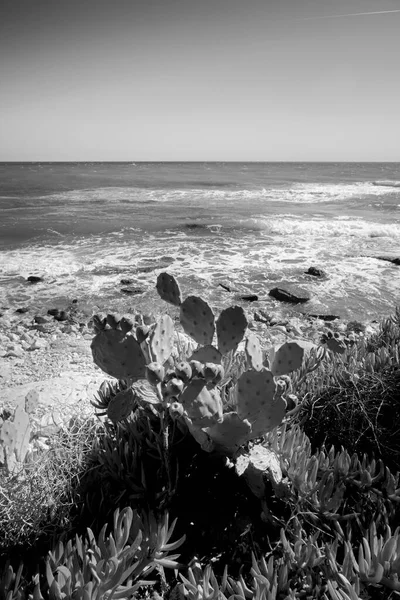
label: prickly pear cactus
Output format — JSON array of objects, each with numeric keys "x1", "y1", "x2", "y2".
[
  {"x1": 156, "y1": 272, "x2": 182, "y2": 306},
  {"x1": 149, "y1": 314, "x2": 174, "y2": 364},
  {"x1": 180, "y1": 296, "x2": 215, "y2": 345},
  {"x1": 189, "y1": 344, "x2": 222, "y2": 364},
  {"x1": 91, "y1": 329, "x2": 146, "y2": 379},
  {"x1": 235, "y1": 368, "x2": 286, "y2": 439},
  {"x1": 245, "y1": 332, "x2": 263, "y2": 371},
  {"x1": 216, "y1": 305, "x2": 248, "y2": 354},
  {"x1": 145, "y1": 362, "x2": 165, "y2": 386},
  {"x1": 107, "y1": 388, "x2": 136, "y2": 422},
  {"x1": 205, "y1": 412, "x2": 252, "y2": 455},
  {"x1": 270, "y1": 341, "x2": 305, "y2": 377},
  {"x1": 180, "y1": 379, "x2": 223, "y2": 428}
]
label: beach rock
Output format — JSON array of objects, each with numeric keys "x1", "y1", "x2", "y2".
[
  {"x1": 34, "y1": 315, "x2": 49, "y2": 324},
  {"x1": 54, "y1": 310, "x2": 68, "y2": 322},
  {"x1": 305, "y1": 266, "x2": 327, "y2": 278},
  {"x1": 15, "y1": 307, "x2": 29, "y2": 314},
  {"x1": 374, "y1": 256, "x2": 400, "y2": 266},
  {"x1": 29, "y1": 338, "x2": 47, "y2": 351},
  {"x1": 47, "y1": 308, "x2": 60, "y2": 317},
  {"x1": 121, "y1": 287, "x2": 145, "y2": 295},
  {"x1": 218, "y1": 282, "x2": 240, "y2": 293},
  {"x1": 27, "y1": 276, "x2": 43, "y2": 284},
  {"x1": 298, "y1": 303, "x2": 340, "y2": 321},
  {"x1": 120, "y1": 278, "x2": 134, "y2": 285},
  {"x1": 235, "y1": 294, "x2": 259, "y2": 302},
  {"x1": 269, "y1": 286, "x2": 310, "y2": 304}
]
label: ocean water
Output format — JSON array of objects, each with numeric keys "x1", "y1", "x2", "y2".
[{"x1": 0, "y1": 162, "x2": 399, "y2": 322}]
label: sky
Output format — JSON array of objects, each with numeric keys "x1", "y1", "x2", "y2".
[{"x1": 1, "y1": 0, "x2": 400, "y2": 161}]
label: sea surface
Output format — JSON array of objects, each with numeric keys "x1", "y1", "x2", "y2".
[{"x1": 0, "y1": 162, "x2": 399, "y2": 322}]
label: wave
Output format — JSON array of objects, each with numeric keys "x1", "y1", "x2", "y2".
[
  {"x1": 21, "y1": 180, "x2": 400, "y2": 207},
  {"x1": 373, "y1": 180, "x2": 400, "y2": 188}
]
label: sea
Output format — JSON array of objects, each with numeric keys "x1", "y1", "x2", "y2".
[{"x1": 0, "y1": 162, "x2": 399, "y2": 323}]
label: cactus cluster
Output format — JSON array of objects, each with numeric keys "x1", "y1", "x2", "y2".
[{"x1": 90, "y1": 273, "x2": 321, "y2": 461}]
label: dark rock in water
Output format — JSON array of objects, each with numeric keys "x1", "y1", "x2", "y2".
[
  {"x1": 121, "y1": 287, "x2": 145, "y2": 295},
  {"x1": 121, "y1": 278, "x2": 134, "y2": 285},
  {"x1": 72, "y1": 299, "x2": 78, "y2": 304},
  {"x1": 54, "y1": 310, "x2": 68, "y2": 322},
  {"x1": 235, "y1": 294, "x2": 259, "y2": 302},
  {"x1": 218, "y1": 281, "x2": 241, "y2": 293},
  {"x1": 134, "y1": 258, "x2": 174, "y2": 273},
  {"x1": 374, "y1": 256, "x2": 400, "y2": 266},
  {"x1": 47, "y1": 308, "x2": 60, "y2": 317},
  {"x1": 15, "y1": 307, "x2": 29, "y2": 314},
  {"x1": 27, "y1": 276, "x2": 43, "y2": 283},
  {"x1": 34, "y1": 315, "x2": 48, "y2": 324},
  {"x1": 305, "y1": 266, "x2": 327, "y2": 278},
  {"x1": 298, "y1": 303, "x2": 339, "y2": 321},
  {"x1": 269, "y1": 286, "x2": 310, "y2": 304}
]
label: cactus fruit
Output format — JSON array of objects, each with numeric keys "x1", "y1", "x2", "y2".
[
  {"x1": 145, "y1": 362, "x2": 165, "y2": 386},
  {"x1": 189, "y1": 360, "x2": 204, "y2": 378},
  {"x1": 136, "y1": 325, "x2": 150, "y2": 343},
  {"x1": 245, "y1": 332, "x2": 263, "y2": 371},
  {"x1": 236, "y1": 368, "x2": 286, "y2": 438},
  {"x1": 149, "y1": 314, "x2": 174, "y2": 364},
  {"x1": 91, "y1": 329, "x2": 146, "y2": 379},
  {"x1": 180, "y1": 296, "x2": 215, "y2": 345},
  {"x1": 270, "y1": 341, "x2": 305, "y2": 377},
  {"x1": 120, "y1": 317, "x2": 134, "y2": 335},
  {"x1": 106, "y1": 313, "x2": 120, "y2": 329},
  {"x1": 205, "y1": 412, "x2": 252, "y2": 455},
  {"x1": 175, "y1": 361, "x2": 192, "y2": 383},
  {"x1": 216, "y1": 305, "x2": 248, "y2": 354},
  {"x1": 166, "y1": 377, "x2": 185, "y2": 396},
  {"x1": 180, "y1": 379, "x2": 223, "y2": 428},
  {"x1": 156, "y1": 272, "x2": 182, "y2": 306},
  {"x1": 203, "y1": 363, "x2": 224, "y2": 385},
  {"x1": 189, "y1": 345, "x2": 222, "y2": 365},
  {"x1": 107, "y1": 388, "x2": 136, "y2": 422},
  {"x1": 169, "y1": 401, "x2": 185, "y2": 419}
]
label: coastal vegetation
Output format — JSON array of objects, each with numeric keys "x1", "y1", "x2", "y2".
[{"x1": 0, "y1": 273, "x2": 399, "y2": 599}]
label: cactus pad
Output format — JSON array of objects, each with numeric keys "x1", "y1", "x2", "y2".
[
  {"x1": 205, "y1": 412, "x2": 252, "y2": 455},
  {"x1": 236, "y1": 368, "x2": 286, "y2": 437},
  {"x1": 106, "y1": 314, "x2": 120, "y2": 329},
  {"x1": 270, "y1": 341, "x2": 305, "y2": 377},
  {"x1": 245, "y1": 332, "x2": 263, "y2": 371},
  {"x1": 216, "y1": 305, "x2": 248, "y2": 354},
  {"x1": 180, "y1": 296, "x2": 215, "y2": 345},
  {"x1": 149, "y1": 314, "x2": 174, "y2": 364},
  {"x1": 107, "y1": 388, "x2": 136, "y2": 422},
  {"x1": 156, "y1": 272, "x2": 182, "y2": 306},
  {"x1": 91, "y1": 329, "x2": 146, "y2": 379},
  {"x1": 189, "y1": 344, "x2": 222, "y2": 365},
  {"x1": 180, "y1": 379, "x2": 223, "y2": 428}
]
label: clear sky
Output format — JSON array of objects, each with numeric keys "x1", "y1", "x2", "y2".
[{"x1": 1, "y1": 0, "x2": 399, "y2": 161}]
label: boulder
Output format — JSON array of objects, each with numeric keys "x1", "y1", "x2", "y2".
[
  {"x1": 34, "y1": 315, "x2": 49, "y2": 324},
  {"x1": 27, "y1": 276, "x2": 43, "y2": 284},
  {"x1": 304, "y1": 266, "x2": 327, "y2": 278},
  {"x1": 298, "y1": 303, "x2": 340, "y2": 321},
  {"x1": 269, "y1": 286, "x2": 310, "y2": 304},
  {"x1": 235, "y1": 294, "x2": 259, "y2": 302},
  {"x1": 15, "y1": 307, "x2": 29, "y2": 314},
  {"x1": 120, "y1": 278, "x2": 134, "y2": 285},
  {"x1": 47, "y1": 308, "x2": 60, "y2": 317},
  {"x1": 54, "y1": 310, "x2": 68, "y2": 322}
]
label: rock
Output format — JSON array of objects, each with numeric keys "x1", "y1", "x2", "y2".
[
  {"x1": 269, "y1": 286, "x2": 310, "y2": 304},
  {"x1": 29, "y1": 338, "x2": 47, "y2": 351},
  {"x1": 15, "y1": 307, "x2": 29, "y2": 314},
  {"x1": 235, "y1": 294, "x2": 259, "y2": 302},
  {"x1": 374, "y1": 256, "x2": 400, "y2": 266},
  {"x1": 120, "y1": 278, "x2": 134, "y2": 285},
  {"x1": 54, "y1": 311, "x2": 68, "y2": 322},
  {"x1": 121, "y1": 287, "x2": 145, "y2": 295},
  {"x1": 305, "y1": 266, "x2": 327, "y2": 278},
  {"x1": 298, "y1": 303, "x2": 340, "y2": 321},
  {"x1": 47, "y1": 308, "x2": 60, "y2": 317},
  {"x1": 27, "y1": 276, "x2": 43, "y2": 283},
  {"x1": 34, "y1": 315, "x2": 49, "y2": 324}
]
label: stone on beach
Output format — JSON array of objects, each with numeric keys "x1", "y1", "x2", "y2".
[{"x1": 269, "y1": 286, "x2": 311, "y2": 304}]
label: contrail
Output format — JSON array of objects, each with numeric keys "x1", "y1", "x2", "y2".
[{"x1": 300, "y1": 9, "x2": 400, "y2": 20}]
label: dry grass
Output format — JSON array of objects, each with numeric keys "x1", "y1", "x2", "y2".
[{"x1": 0, "y1": 416, "x2": 103, "y2": 562}]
